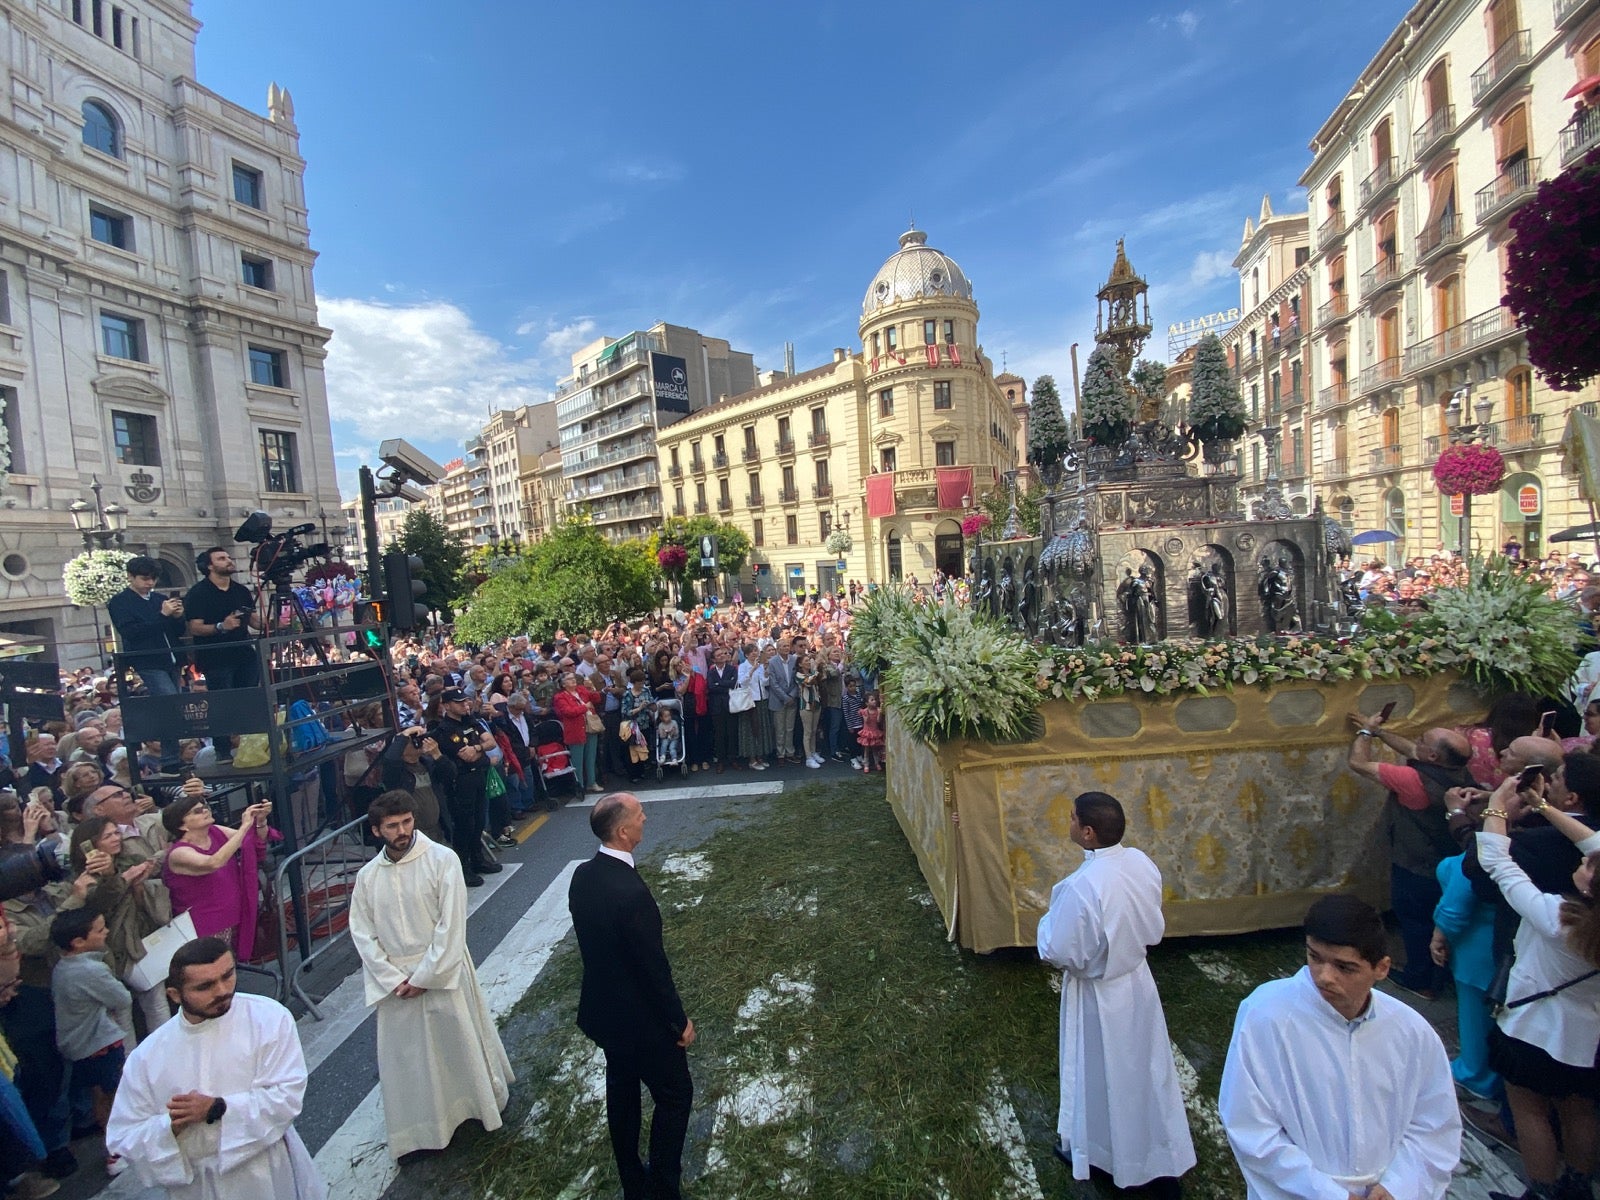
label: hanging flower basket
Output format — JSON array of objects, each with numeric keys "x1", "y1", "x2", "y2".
[
  {"x1": 1432, "y1": 443, "x2": 1506, "y2": 496},
  {"x1": 63, "y1": 549, "x2": 134, "y2": 607},
  {"x1": 825, "y1": 529, "x2": 853, "y2": 555},
  {"x1": 305, "y1": 561, "x2": 357, "y2": 587},
  {"x1": 960, "y1": 512, "x2": 990, "y2": 538},
  {"x1": 657, "y1": 544, "x2": 688, "y2": 574}
]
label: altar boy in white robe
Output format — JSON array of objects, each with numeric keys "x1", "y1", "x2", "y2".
[
  {"x1": 1219, "y1": 894, "x2": 1460, "y2": 1200},
  {"x1": 1036, "y1": 790, "x2": 1195, "y2": 1195},
  {"x1": 106, "y1": 937, "x2": 327, "y2": 1200},
  {"x1": 349, "y1": 790, "x2": 512, "y2": 1160}
]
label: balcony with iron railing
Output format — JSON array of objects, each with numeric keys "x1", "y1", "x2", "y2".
[
  {"x1": 1557, "y1": 0, "x2": 1600, "y2": 28},
  {"x1": 1317, "y1": 293, "x2": 1350, "y2": 327},
  {"x1": 745, "y1": 492, "x2": 764, "y2": 509},
  {"x1": 1402, "y1": 306, "x2": 1521, "y2": 375},
  {"x1": 778, "y1": 487, "x2": 799, "y2": 505},
  {"x1": 774, "y1": 436, "x2": 796, "y2": 457},
  {"x1": 1416, "y1": 212, "x2": 1464, "y2": 262},
  {"x1": 1415, "y1": 105, "x2": 1456, "y2": 160},
  {"x1": 1497, "y1": 412, "x2": 1543, "y2": 450},
  {"x1": 1317, "y1": 209, "x2": 1346, "y2": 247},
  {"x1": 689, "y1": 456, "x2": 706, "y2": 475},
  {"x1": 1316, "y1": 382, "x2": 1352, "y2": 412},
  {"x1": 1282, "y1": 388, "x2": 1305, "y2": 410},
  {"x1": 693, "y1": 499, "x2": 708, "y2": 514},
  {"x1": 1281, "y1": 459, "x2": 1308, "y2": 481},
  {"x1": 741, "y1": 444, "x2": 761, "y2": 464},
  {"x1": 1359, "y1": 255, "x2": 1403, "y2": 300},
  {"x1": 1359, "y1": 157, "x2": 1400, "y2": 210},
  {"x1": 1232, "y1": 348, "x2": 1261, "y2": 379},
  {"x1": 716, "y1": 496, "x2": 733, "y2": 512},
  {"x1": 564, "y1": 437, "x2": 656, "y2": 478},
  {"x1": 668, "y1": 463, "x2": 683, "y2": 479},
  {"x1": 671, "y1": 503, "x2": 686, "y2": 517},
  {"x1": 812, "y1": 482, "x2": 834, "y2": 500},
  {"x1": 590, "y1": 494, "x2": 663, "y2": 525},
  {"x1": 1471, "y1": 31, "x2": 1532, "y2": 106},
  {"x1": 1370, "y1": 444, "x2": 1404, "y2": 472},
  {"x1": 712, "y1": 451, "x2": 729, "y2": 470},
  {"x1": 553, "y1": 337, "x2": 663, "y2": 400},
  {"x1": 1561, "y1": 105, "x2": 1600, "y2": 167},
  {"x1": 557, "y1": 406, "x2": 656, "y2": 453},
  {"x1": 1279, "y1": 320, "x2": 1303, "y2": 352},
  {"x1": 1325, "y1": 456, "x2": 1351, "y2": 479},
  {"x1": 1475, "y1": 158, "x2": 1539, "y2": 223},
  {"x1": 1357, "y1": 356, "x2": 1403, "y2": 395},
  {"x1": 807, "y1": 429, "x2": 831, "y2": 450}
]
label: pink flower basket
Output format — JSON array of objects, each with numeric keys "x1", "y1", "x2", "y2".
[
  {"x1": 657, "y1": 544, "x2": 688, "y2": 573},
  {"x1": 1432, "y1": 443, "x2": 1506, "y2": 497},
  {"x1": 960, "y1": 513, "x2": 990, "y2": 537}
]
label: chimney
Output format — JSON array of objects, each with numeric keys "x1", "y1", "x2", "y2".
[{"x1": 833, "y1": 347, "x2": 847, "y2": 363}]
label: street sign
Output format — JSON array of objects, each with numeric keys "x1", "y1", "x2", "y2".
[{"x1": 836, "y1": 559, "x2": 847, "y2": 571}]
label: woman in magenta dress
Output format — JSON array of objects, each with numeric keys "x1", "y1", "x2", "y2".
[{"x1": 160, "y1": 793, "x2": 279, "y2": 960}]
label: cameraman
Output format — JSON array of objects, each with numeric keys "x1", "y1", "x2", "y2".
[
  {"x1": 183, "y1": 547, "x2": 261, "y2": 690},
  {"x1": 380, "y1": 726, "x2": 453, "y2": 845},
  {"x1": 107, "y1": 556, "x2": 186, "y2": 697}
]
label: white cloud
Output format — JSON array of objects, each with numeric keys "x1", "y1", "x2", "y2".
[
  {"x1": 1150, "y1": 8, "x2": 1201, "y2": 36},
  {"x1": 320, "y1": 297, "x2": 554, "y2": 450},
  {"x1": 605, "y1": 160, "x2": 685, "y2": 185},
  {"x1": 1187, "y1": 248, "x2": 1236, "y2": 289}
]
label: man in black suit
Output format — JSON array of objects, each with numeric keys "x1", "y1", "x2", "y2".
[{"x1": 569, "y1": 793, "x2": 695, "y2": 1200}]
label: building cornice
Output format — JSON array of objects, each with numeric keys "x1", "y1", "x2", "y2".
[{"x1": 1222, "y1": 264, "x2": 1310, "y2": 347}]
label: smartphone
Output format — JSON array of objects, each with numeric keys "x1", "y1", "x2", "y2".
[
  {"x1": 1378, "y1": 700, "x2": 1397, "y2": 722},
  {"x1": 1541, "y1": 710, "x2": 1558, "y2": 734},
  {"x1": 1519, "y1": 764, "x2": 1547, "y2": 789}
]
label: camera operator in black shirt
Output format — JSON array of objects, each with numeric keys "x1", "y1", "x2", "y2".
[{"x1": 183, "y1": 547, "x2": 261, "y2": 690}]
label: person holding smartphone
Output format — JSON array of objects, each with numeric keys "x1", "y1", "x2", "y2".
[
  {"x1": 1347, "y1": 708, "x2": 1476, "y2": 998},
  {"x1": 106, "y1": 556, "x2": 186, "y2": 697}
]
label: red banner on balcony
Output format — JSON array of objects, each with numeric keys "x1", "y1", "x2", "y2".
[
  {"x1": 865, "y1": 473, "x2": 897, "y2": 519},
  {"x1": 936, "y1": 467, "x2": 973, "y2": 512},
  {"x1": 870, "y1": 356, "x2": 879, "y2": 372},
  {"x1": 925, "y1": 344, "x2": 939, "y2": 366},
  {"x1": 947, "y1": 343, "x2": 961, "y2": 364}
]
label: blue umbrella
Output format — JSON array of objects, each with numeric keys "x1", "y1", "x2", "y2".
[{"x1": 1350, "y1": 529, "x2": 1400, "y2": 545}]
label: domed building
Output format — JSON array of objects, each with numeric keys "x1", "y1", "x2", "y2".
[{"x1": 654, "y1": 227, "x2": 1020, "y2": 596}]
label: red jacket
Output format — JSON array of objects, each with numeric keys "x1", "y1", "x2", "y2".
[{"x1": 552, "y1": 686, "x2": 598, "y2": 746}]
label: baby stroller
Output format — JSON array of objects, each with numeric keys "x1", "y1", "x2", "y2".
[
  {"x1": 653, "y1": 697, "x2": 688, "y2": 781},
  {"x1": 532, "y1": 718, "x2": 579, "y2": 801}
]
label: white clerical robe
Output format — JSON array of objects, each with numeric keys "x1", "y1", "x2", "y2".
[
  {"x1": 348, "y1": 830, "x2": 512, "y2": 1160},
  {"x1": 105, "y1": 991, "x2": 326, "y2": 1200},
  {"x1": 1218, "y1": 967, "x2": 1460, "y2": 1200},
  {"x1": 1035, "y1": 842, "x2": 1196, "y2": 1188}
]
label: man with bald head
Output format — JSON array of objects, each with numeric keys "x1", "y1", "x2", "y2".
[
  {"x1": 1347, "y1": 709, "x2": 1476, "y2": 997},
  {"x1": 1497, "y1": 733, "x2": 1562, "y2": 780},
  {"x1": 569, "y1": 793, "x2": 694, "y2": 1200}
]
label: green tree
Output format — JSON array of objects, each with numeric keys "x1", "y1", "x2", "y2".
[
  {"x1": 1130, "y1": 358, "x2": 1169, "y2": 419},
  {"x1": 387, "y1": 508, "x2": 469, "y2": 621},
  {"x1": 657, "y1": 514, "x2": 752, "y2": 579},
  {"x1": 1026, "y1": 375, "x2": 1072, "y2": 475},
  {"x1": 1079, "y1": 346, "x2": 1134, "y2": 446},
  {"x1": 454, "y1": 517, "x2": 660, "y2": 643},
  {"x1": 979, "y1": 481, "x2": 1042, "y2": 537},
  {"x1": 1187, "y1": 332, "x2": 1246, "y2": 444}
]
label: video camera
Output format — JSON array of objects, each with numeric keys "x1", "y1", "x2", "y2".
[{"x1": 235, "y1": 511, "x2": 330, "y2": 583}]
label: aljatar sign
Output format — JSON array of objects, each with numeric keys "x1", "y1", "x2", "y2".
[{"x1": 651, "y1": 353, "x2": 691, "y2": 413}]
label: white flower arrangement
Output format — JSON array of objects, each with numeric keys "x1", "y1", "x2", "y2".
[
  {"x1": 825, "y1": 528, "x2": 853, "y2": 556},
  {"x1": 63, "y1": 548, "x2": 135, "y2": 607},
  {"x1": 0, "y1": 389, "x2": 10, "y2": 485}
]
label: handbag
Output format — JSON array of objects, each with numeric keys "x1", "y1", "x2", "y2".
[
  {"x1": 484, "y1": 763, "x2": 507, "y2": 800},
  {"x1": 125, "y1": 910, "x2": 199, "y2": 992},
  {"x1": 585, "y1": 709, "x2": 605, "y2": 735},
  {"x1": 728, "y1": 685, "x2": 754, "y2": 714},
  {"x1": 1494, "y1": 967, "x2": 1600, "y2": 1019}
]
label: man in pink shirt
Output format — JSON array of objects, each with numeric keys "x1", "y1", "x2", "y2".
[{"x1": 1347, "y1": 711, "x2": 1475, "y2": 998}]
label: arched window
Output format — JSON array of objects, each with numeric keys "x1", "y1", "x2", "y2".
[{"x1": 82, "y1": 100, "x2": 120, "y2": 157}]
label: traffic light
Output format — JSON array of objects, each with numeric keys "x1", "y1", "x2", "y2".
[
  {"x1": 353, "y1": 599, "x2": 386, "y2": 652},
  {"x1": 382, "y1": 552, "x2": 428, "y2": 631}
]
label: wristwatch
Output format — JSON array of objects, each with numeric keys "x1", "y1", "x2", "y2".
[
  {"x1": 205, "y1": 1097, "x2": 227, "y2": 1125},
  {"x1": 1356, "y1": 729, "x2": 1376, "y2": 738}
]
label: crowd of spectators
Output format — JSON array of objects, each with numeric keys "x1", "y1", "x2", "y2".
[{"x1": 1342, "y1": 547, "x2": 1600, "y2": 611}]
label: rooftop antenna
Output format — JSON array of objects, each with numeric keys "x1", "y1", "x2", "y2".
[{"x1": 1001, "y1": 350, "x2": 1008, "y2": 373}]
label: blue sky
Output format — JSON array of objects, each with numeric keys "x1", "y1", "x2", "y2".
[{"x1": 192, "y1": 0, "x2": 1413, "y2": 498}]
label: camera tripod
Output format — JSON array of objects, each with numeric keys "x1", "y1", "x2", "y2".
[{"x1": 263, "y1": 570, "x2": 332, "y2": 668}]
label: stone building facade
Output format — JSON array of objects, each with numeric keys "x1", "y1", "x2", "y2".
[
  {"x1": 1300, "y1": 0, "x2": 1600, "y2": 560},
  {"x1": 0, "y1": 0, "x2": 340, "y2": 663},
  {"x1": 654, "y1": 228, "x2": 1019, "y2": 596}
]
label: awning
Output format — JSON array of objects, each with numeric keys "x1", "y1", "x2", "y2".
[
  {"x1": 865, "y1": 473, "x2": 897, "y2": 519},
  {"x1": 597, "y1": 335, "x2": 635, "y2": 365},
  {"x1": 1565, "y1": 74, "x2": 1600, "y2": 100}
]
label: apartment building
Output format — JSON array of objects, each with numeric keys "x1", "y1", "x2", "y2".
[
  {"x1": 554, "y1": 323, "x2": 756, "y2": 542},
  {"x1": 1301, "y1": 0, "x2": 1600, "y2": 558},
  {"x1": 465, "y1": 402, "x2": 557, "y2": 546}
]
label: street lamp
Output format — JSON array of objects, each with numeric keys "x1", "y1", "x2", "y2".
[
  {"x1": 1444, "y1": 388, "x2": 1497, "y2": 553},
  {"x1": 69, "y1": 476, "x2": 128, "y2": 550}
]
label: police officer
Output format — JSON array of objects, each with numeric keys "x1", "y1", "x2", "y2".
[{"x1": 428, "y1": 687, "x2": 502, "y2": 887}]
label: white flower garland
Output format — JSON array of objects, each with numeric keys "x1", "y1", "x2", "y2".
[
  {"x1": 825, "y1": 529, "x2": 853, "y2": 555},
  {"x1": 63, "y1": 549, "x2": 135, "y2": 607}
]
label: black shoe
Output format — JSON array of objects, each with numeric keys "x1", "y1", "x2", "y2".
[
  {"x1": 40, "y1": 1146, "x2": 78, "y2": 1179},
  {"x1": 474, "y1": 859, "x2": 503, "y2": 874},
  {"x1": 462, "y1": 872, "x2": 485, "y2": 887},
  {"x1": 1051, "y1": 1141, "x2": 1072, "y2": 1169}
]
